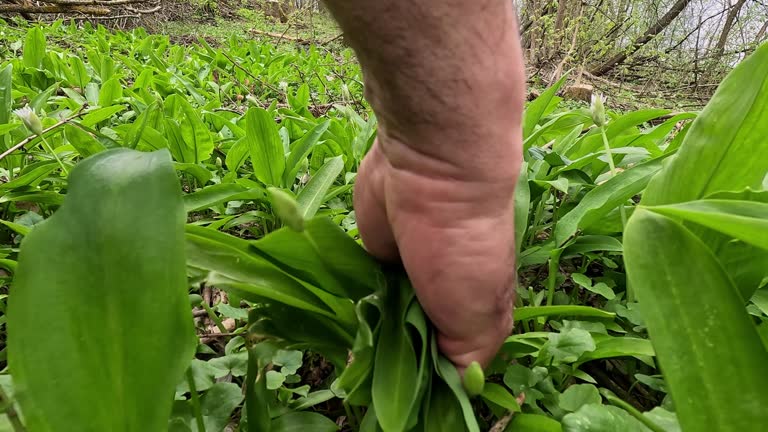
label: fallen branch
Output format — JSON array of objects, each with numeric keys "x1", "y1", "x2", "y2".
[{"x1": 0, "y1": 4, "x2": 110, "y2": 14}]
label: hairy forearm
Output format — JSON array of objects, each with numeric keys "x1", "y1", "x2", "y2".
[{"x1": 323, "y1": 0, "x2": 526, "y2": 180}]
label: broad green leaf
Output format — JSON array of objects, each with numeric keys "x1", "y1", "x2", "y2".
[
  {"x1": 23, "y1": 27, "x2": 46, "y2": 69},
  {"x1": 226, "y1": 137, "x2": 249, "y2": 171},
  {"x1": 183, "y1": 183, "x2": 265, "y2": 212},
  {"x1": 559, "y1": 384, "x2": 601, "y2": 412},
  {"x1": 0, "y1": 220, "x2": 30, "y2": 236},
  {"x1": 422, "y1": 376, "x2": 466, "y2": 432},
  {"x1": 432, "y1": 340, "x2": 480, "y2": 432},
  {"x1": 176, "y1": 96, "x2": 214, "y2": 163},
  {"x1": 571, "y1": 274, "x2": 615, "y2": 300},
  {"x1": 29, "y1": 82, "x2": 58, "y2": 112},
  {"x1": 197, "y1": 382, "x2": 244, "y2": 432},
  {"x1": 514, "y1": 162, "x2": 530, "y2": 254},
  {"x1": 8, "y1": 149, "x2": 196, "y2": 431},
  {"x1": 643, "y1": 43, "x2": 768, "y2": 206},
  {"x1": 562, "y1": 404, "x2": 650, "y2": 432},
  {"x1": 539, "y1": 329, "x2": 596, "y2": 365},
  {"x1": 372, "y1": 283, "x2": 420, "y2": 432},
  {"x1": 251, "y1": 217, "x2": 381, "y2": 300},
  {"x1": 79, "y1": 105, "x2": 126, "y2": 127},
  {"x1": 577, "y1": 337, "x2": 654, "y2": 365},
  {"x1": 524, "y1": 73, "x2": 568, "y2": 139},
  {"x1": 514, "y1": 306, "x2": 615, "y2": 322},
  {"x1": 0, "y1": 162, "x2": 57, "y2": 191},
  {"x1": 0, "y1": 64, "x2": 12, "y2": 126},
  {"x1": 554, "y1": 155, "x2": 668, "y2": 245},
  {"x1": 507, "y1": 414, "x2": 563, "y2": 432},
  {"x1": 272, "y1": 412, "x2": 338, "y2": 432},
  {"x1": 247, "y1": 107, "x2": 285, "y2": 187},
  {"x1": 480, "y1": 383, "x2": 521, "y2": 412},
  {"x1": 283, "y1": 121, "x2": 330, "y2": 187},
  {"x1": 645, "y1": 200, "x2": 768, "y2": 251},
  {"x1": 562, "y1": 235, "x2": 622, "y2": 257},
  {"x1": 297, "y1": 156, "x2": 344, "y2": 219},
  {"x1": 624, "y1": 209, "x2": 768, "y2": 431},
  {"x1": 0, "y1": 190, "x2": 64, "y2": 206},
  {"x1": 98, "y1": 77, "x2": 122, "y2": 107},
  {"x1": 570, "y1": 109, "x2": 670, "y2": 158},
  {"x1": 64, "y1": 124, "x2": 106, "y2": 157}
]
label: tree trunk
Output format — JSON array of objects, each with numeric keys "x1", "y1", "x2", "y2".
[
  {"x1": 714, "y1": 0, "x2": 749, "y2": 58},
  {"x1": 589, "y1": 0, "x2": 693, "y2": 76}
]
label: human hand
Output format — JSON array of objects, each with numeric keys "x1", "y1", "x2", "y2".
[{"x1": 354, "y1": 136, "x2": 519, "y2": 369}]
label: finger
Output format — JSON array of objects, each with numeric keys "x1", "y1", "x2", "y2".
[{"x1": 354, "y1": 142, "x2": 399, "y2": 262}]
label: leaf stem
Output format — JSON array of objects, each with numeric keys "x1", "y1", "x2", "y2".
[
  {"x1": 39, "y1": 135, "x2": 69, "y2": 176},
  {"x1": 600, "y1": 126, "x2": 626, "y2": 228},
  {"x1": 0, "y1": 383, "x2": 26, "y2": 432},
  {"x1": 186, "y1": 368, "x2": 206, "y2": 432}
]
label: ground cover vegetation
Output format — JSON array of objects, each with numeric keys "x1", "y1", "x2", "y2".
[{"x1": 0, "y1": 6, "x2": 766, "y2": 432}]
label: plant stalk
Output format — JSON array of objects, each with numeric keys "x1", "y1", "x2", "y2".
[
  {"x1": 186, "y1": 368, "x2": 207, "y2": 432},
  {"x1": 38, "y1": 135, "x2": 69, "y2": 176},
  {"x1": 600, "y1": 126, "x2": 627, "y2": 227}
]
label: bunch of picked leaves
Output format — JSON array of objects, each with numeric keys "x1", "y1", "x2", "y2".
[{"x1": 186, "y1": 207, "x2": 488, "y2": 432}]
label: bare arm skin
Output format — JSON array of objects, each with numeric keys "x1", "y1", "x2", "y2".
[{"x1": 323, "y1": 0, "x2": 526, "y2": 369}]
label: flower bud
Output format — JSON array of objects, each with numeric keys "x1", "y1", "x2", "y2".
[
  {"x1": 590, "y1": 93, "x2": 607, "y2": 127},
  {"x1": 14, "y1": 105, "x2": 43, "y2": 136}
]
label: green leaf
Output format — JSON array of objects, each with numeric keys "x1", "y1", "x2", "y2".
[
  {"x1": 432, "y1": 340, "x2": 480, "y2": 432},
  {"x1": 0, "y1": 64, "x2": 12, "y2": 127},
  {"x1": 297, "y1": 156, "x2": 344, "y2": 219},
  {"x1": 514, "y1": 162, "x2": 530, "y2": 254},
  {"x1": 64, "y1": 124, "x2": 106, "y2": 157},
  {"x1": 644, "y1": 200, "x2": 768, "y2": 251},
  {"x1": 251, "y1": 217, "x2": 381, "y2": 300},
  {"x1": 284, "y1": 121, "x2": 330, "y2": 187},
  {"x1": 624, "y1": 209, "x2": 768, "y2": 432},
  {"x1": 513, "y1": 306, "x2": 615, "y2": 322},
  {"x1": 572, "y1": 274, "x2": 615, "y2": 300},
  {"x1": 422, "y1": 376, "x2": 467, "y2": 432},
  {"x1": 524, "y1": 73, "x2": 568, "y2": 139},
  {"x1": 562, "y1": 236, "x2": 622, "y2": 257},
  {"x1": 577, "y1": 337, "x2": 654, "y2": 365},
  {"x1": 554, "y1": 155, "x2": 668, "y2": 245},
  {"x1": 642, "y1": 43, "x2": 768, "y2": 206},
  {"x1": 177, "y1": 96, "x2": 215, "y2": 163},
  {"x1": 0, "y1": 162, "x2": 57, "y2": 191},
  {"x1": 226, "y1": 137, "x2": 249, "y2": 171},
  {"x1": 480, "y1": 383, "x2": 520, "y2": 412},
  {"x1": 559, "y1": 384, "x2": 601, "y2": 412},
  {"x1": 183, "y1": 183, "x2": 265, "y2": 213},
  {"x1": 271, "y1": 412, "x2": 338, "y2": 432},
  {"x1": 79, "y1": 105, "x2": 126, "y2": 128},
  {"x1": 539, "y1": 329, "x2": 596, "y2": 365},
  {"x1": 23, "y1": 27, "x2": 46, "y2": 69},
  {"x1": 98, "y1": 77, "x2": 123, "y2": 107},
  {"x1": 8, "y1": 149, "x2": 196, "y2": 431},
  {"x1": 507, "y1": 414, "x2": 563, "y2": 432},
  {"x1": 198, "y1": 382, "x2": 244, "y2": 432},
  {"x1": 247, "y1": 107, "x2": 285, "y2": 187},
  {"x1": 562, "y1": 404, "x2": 650, "y2": 432},
  {"x1": 372, "y1": 283, "x2": 420, "y2": 432}
]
